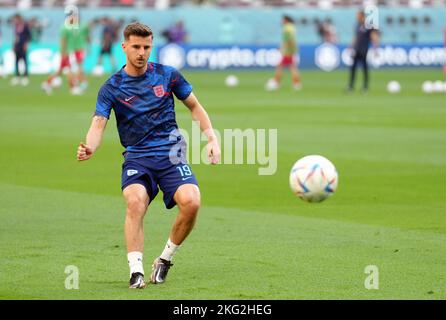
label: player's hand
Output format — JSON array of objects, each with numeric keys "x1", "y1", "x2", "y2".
[
  {"x1": 77, "y1": 142, "x2": 93, "y2": 161},
  {"x1": 207, "y1": 138, "x2": 221, "y2": 165}
]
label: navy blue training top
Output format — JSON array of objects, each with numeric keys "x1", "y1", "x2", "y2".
[{"x1": 95, "y1": 62, "x2": 192, "y2": 158}]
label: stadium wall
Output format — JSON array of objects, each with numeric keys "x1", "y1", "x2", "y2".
[
  {"x1": 158, "y1": 43, "x2": 446, "y2": 71},
  {"x1": 1, "y1": 42, "x2": 444, "y2": 74},
  {"x1": 0, "y1": 7, "x2": 445, "y2": 45}
]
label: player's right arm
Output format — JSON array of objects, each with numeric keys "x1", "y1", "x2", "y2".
[
  {"x1": 77, "y1": 116, "x2": 108, "y2": 161},
  {"x1": 78, "y1": 84, "x2": 113, "y2": 161},
  {"x1": 77, "y1": 115, "x2": 108, "y2": 161}
]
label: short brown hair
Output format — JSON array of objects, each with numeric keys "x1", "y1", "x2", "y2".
[
  {"x1": 123, "y1": 22, "x2": 153, "y2": 40},
  {"x1": 283, "y1": 15, "x2": 294, "y2": 24}
]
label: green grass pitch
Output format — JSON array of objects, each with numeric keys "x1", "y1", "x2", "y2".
[{"x1": 0, "y1": 69, "x2": 445, "y2": 299}]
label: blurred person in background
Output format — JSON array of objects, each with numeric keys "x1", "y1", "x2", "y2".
[
  {"x1": 28, "y1": 16, "x2": 48, "y2": 43},
  {"x1": 162, "y1": 20, "x2": 188, "y2": 45},
  {"x1": 317, "y1": 18, "x2": 337, "y2": 44},
  {"x1": 94, "y1": 17, "x2": 124, "y2": 74},
  {"x1": 41, "y1": 13, "x2": 90, "y2": 95},
  {"x1": 11, "y1": 14, "x2": 31, "y2": 86},
  {"x1": 266, "y1": 15, "x2": 301, "y2": 91},
  {"x1": 346, "y1": 11, "x2": 380, "y2": 94},
  {"x1": 73, "y1": 16, "x2": 91, "y2": 93}
]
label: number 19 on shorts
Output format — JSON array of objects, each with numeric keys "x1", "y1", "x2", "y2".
[{"x1": 176, "y1": 165, "x2": 192, "y2": 180}]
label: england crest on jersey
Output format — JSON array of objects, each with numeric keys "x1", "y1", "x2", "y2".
[{"x1": 153, "y1": 85, "x2": 165, "y2": 97}]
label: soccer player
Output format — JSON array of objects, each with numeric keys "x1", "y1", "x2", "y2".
[
  {"x1": 10, "y1": 14, "x2": 31, "y2": 86},
  {"x1": 266, "y1": 15, "x2": 301, "y2": 91},
  {"x1": 94, "y1": 17, "x2": 121, "y2": 73},
  {"x1": 77, "y1": 22, "x2": 220, "y2": 289},
  {"x1": 346, "y1": 11, "x2": 380, "y2": 93},
  {"x1": 71, "y1": 18, "x2": 90, "y2": 92},
  {"x1": 41, "y1": 21, "x2": 76, "y2": 95},
  {"x1": 42, "y1": 14, "x2": 90, "y2": 95}
]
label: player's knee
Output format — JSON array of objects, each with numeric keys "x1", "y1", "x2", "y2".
[
  {"x1": 126, "y1": 195, "x2": 147, "y2": 217},
  {"x1": 176, "y1": 184, "x2": 200, "y2": 207},
  {"x1": 178, "y1": 194, "x2": 201, "y2": 215},
  {"x1": 186, "y1": 197, "x2": 201, "y2": 214}
]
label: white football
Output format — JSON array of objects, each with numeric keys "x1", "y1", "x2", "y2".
[
  {"x1": 265, "y1": 78, "x2": 279, "y2": 91},
  {"x1": 225, "y1": 75, "x2": 239, "y2": 87},
  {"x1": 289, "y1": 155, "x2": 338, "y2": 203},
  {"x1": 51, "y1": 76, "x2": 62, "y2": 88},
  {"x1": 433, "y1": 80, "x2": 444, "y2": 92},
  {"x1": 387, "y1": 80, "x2": 401, "y2": 93},
  {"x1": 422, "y1": 81, "x2": 434, "y2": 93}
]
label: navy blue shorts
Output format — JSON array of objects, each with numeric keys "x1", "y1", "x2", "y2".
[{"x1": 121, "y1": 155, "x2": 199, "y2": 209}]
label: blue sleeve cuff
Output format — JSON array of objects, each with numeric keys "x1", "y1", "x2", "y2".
[
  {"x1": 176, "y1": 88, "x2": 193, "y2": 101},
  {"x1": 94, "y1": 110, "x2": 110, "y2": 119}
]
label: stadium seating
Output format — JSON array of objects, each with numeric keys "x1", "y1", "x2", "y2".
[{"x1": 1, "y1": 0, "x2": 446, "y2": 7}]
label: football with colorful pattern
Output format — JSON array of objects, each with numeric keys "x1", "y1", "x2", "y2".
[{"x1": 289, "y1": 155, "x2": 338, "y2": 203}]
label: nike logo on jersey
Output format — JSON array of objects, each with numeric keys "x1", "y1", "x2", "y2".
[
  {"x1": 182, "y1": 177, "x2": 192, "y2": 181},
  {"x1": 125, "y1": 96, "x2": 135, "y2": 102}
]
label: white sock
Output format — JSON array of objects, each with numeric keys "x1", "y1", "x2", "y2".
[
  {"x1": 127, "y1": 251, "x2": 144, "y2": 276},
  {"x1": 160, "y1": 239, "x2": 180, "y2": 261}
]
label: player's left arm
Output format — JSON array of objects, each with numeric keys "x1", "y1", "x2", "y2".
[{"x1": 182, "y1": 93, "x2": 220, "y2": 165}]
